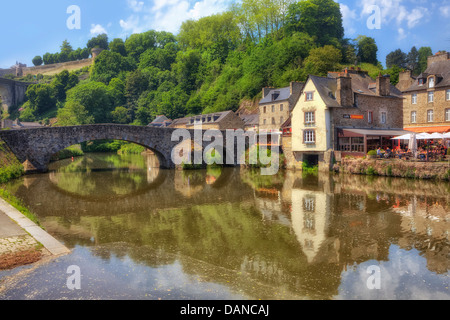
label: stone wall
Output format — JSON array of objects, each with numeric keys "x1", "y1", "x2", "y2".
[
  {"x1": 20, "y1": 58, "x2": 93, "y2": 76},
  {"x1": 334, "y1": 158, "x2": 450, "y2": 181}
]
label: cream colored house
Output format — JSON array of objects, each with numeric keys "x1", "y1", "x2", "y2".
[{"x1": 291, "y1": 68, "x2": 406, "y2": 168}]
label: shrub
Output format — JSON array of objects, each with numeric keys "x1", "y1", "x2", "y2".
[
  {"x1": 367, "y1": 150, "x2": 377, "y2": 156},
  {"x1": 366, "y1": 166, "x2": 377, "y2": 176}
]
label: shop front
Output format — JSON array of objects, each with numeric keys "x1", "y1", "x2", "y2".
[{"x1": 337, "y1": 128, "x2": 410, "y2": 156}]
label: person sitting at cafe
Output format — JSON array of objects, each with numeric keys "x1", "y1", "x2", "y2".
[
  {"x1": 377, "y1": 147, "x2": 383, "y2": 158},
  {"x1": 385, "y1": 147, "x2": 392, "y2": 158}
]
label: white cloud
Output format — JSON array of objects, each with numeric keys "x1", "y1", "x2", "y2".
[
  {"x1": 397, "y1": 27, "x2": 407, "y2": 40},
  {"x1": 441, "y1": 5, "x2": 450, "y2": 17},
  {"x1": 359, "y1": 0, "x2": 427, "y2": 29},
  {"x1": 119, "y1": 0, "x2": 229, "y2": 36},
  {"x1": 340, "y1": 3, "x2": 358, "y2": 35},
  {"x1": 128, "y1": 0, "x2": 145, "y2": 12},
  {"x1": 90, "y1": 24, "x2": 107, "y2": 35}
]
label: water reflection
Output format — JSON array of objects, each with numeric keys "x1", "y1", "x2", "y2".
[{"x1": 2, "y1": 153, "x2": 449, "y2": 299}]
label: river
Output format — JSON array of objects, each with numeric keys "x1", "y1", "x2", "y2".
[{"x1": 0, "y1": 152, "x2": 448, "y2": 300}]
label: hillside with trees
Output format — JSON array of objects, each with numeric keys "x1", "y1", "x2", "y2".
[{"x1": 11, "y1": 0, "x2": 434, "y2": 127}]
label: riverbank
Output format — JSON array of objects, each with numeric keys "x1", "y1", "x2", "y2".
[
  {"x1": 333, "y1": 157, "x2": 450, "y2": 181},
  {"x1": 0, "y1": 138, "x2": 70, "y2": 270}
]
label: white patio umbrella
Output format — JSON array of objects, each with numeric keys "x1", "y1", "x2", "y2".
[
  {"x1": 444, "y1": 132, "x2": 450, "y2": 138},
  {"x1": 416, "y1": 133, "x2": 432, "y2": 140},
  {"x1": 408, "y1": 133, "x2": 418, "y2": 158},
  {"x1": 391, "y1": 133, "x2": 412, "y2": 140},
  {"x1": 427, "y1": 132, "x2": 445, "y2": 139}
]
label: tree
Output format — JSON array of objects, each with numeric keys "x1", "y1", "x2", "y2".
[
  {"x1": 406, "y1": 46, "x2": 419, "y2": 74},
  {"x1": 87, "y1": 33, "x2": 109, "y2": 51},
  {"x1": 52, "y1": 70, "x2": 79, "y2": 101},
  {"x1": 32, "y1": 56, "x2": 43, "y2": 66},
  {"x1": 285, "y1": 0, "x2": 344, "y2": 45},
  {"x1": 43, "y1": 52, "x2": 54, "y2": 65},
  {"x1": 111, "y1": 106, "x2": 129, "y2": 124},
  {"x1": 25, "y1": 84, "x2": 57, "y2": 115},
  {"x1": 90, "y1": 50, "x2": 136, "y2": 84},
  {"x1": 109, "y1": 38, "x2": 127, "y2": 56},
  {"x1": 178, "y1": 12, "x2": 241, "y2": 62},
  {"x1": 303, "y1": 45, "x2": 342, "y2": 76},
  {"x1": 356, "y1": 35, "x2": 378, "y2": 65},
  {"x1": 125, "y1": 69, "x2": 150, "y2": 120},
  {"x1": 418, "y1": 46, "x2": 433, "y2": 74},
  {"x1": 386, "y1": 49, "x2": 407, "y2": 69},
  {"x1": 65, "y1": 81, "x2": 113, "y2": 123},
  {"x1": 57, "y1": 101, "x2": 94, "y2": 126}
]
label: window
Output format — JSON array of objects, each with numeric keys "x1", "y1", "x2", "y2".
[
  {"x1": 411, "y1": 111, "x2": 417, "y2": 123},
  {"x1": 303, "y1": 130, "x2": 315, "y2": 144},
  {"x1": 428, "y1": 91, "x2": 434, "y2": 103},
  {"x1": 447, "y1": 89, "x2": 450, "y2": 101},
  {"x1": 419, "y1": 78, "x2": 424, "y2": 86},
  {"x1": 263, "y1": 106, "x2": 266, "y2": 113},
  {"x1": 304, "y1": 111, "x2": 315, "y2": 124},
  {"x1": 280, "y1": 104, "x2": 283, "y2": 112},
  {"x1": 271, "y1": 105, "x2": 275, "y2": 112},
  {"x1": 381, "y1": 112, "x2": 387, "y2": 124},
  {"x1": 412, "y1": 93, "x2": 417, "y2": 104},
  {"x1": 446, "y1": 109, "x2": 450, "y2": 121},
  {"x1": 263, "y1": 119, "x2": 266, "y2": 125},
  {"x1": 306, "y1": 92, "x2": 314, "y2": 101},
  {"x1": 271, "y1": 117, "x2": 275, "y2": 125},
  {"x1": 368, "y1": 111, "x2": 373, "y2": 124},
  {"x1": 429, "y1": 77, "x2": 435, "y2": 88},
  {"x1": 280, "y1": 116, "x2": 284, "y2": 124},
  {"x1": 427, "y1": 109, "x2": 434, "y2": 122}
]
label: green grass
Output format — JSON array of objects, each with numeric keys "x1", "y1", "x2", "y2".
[{"x1": 0, "y1": 189, "x2": 41, "y2": 226}]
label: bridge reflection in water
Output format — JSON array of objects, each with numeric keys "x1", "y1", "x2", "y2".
[{"x1": 3, "y1": 152, "x2": 449, "y2": 300}]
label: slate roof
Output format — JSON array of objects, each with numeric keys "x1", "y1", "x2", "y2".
[
  {"x1": 259, "y1": 87, "x2": 292, "y2": 105},
  {"x1": 169, "y1": 110, "x2": 236, "y2": 127},
  {"x1": 403, "y1": 60, "x2": 450, "y2": 92},
  {"x1": 309, "y1": 71, "x2": 403, "y2": 108},
  {"x1": 240, "y1": 114, "x2": 259, "y2": 126}
]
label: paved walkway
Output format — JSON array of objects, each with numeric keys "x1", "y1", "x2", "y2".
[{"x1": 0, "y1": 197, "x2": 70, "y2": 266}]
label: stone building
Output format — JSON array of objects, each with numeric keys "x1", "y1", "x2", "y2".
[
  {"x1": 169, "y1": 110, "x2": 245, "y2": 130},
  {"x1": 400, "y1": 51, "x2": 450, "y2": 133},
  {"x1": 258, "y1": 82, "x2": 304, "y2": 133},
  {"x1": 290, "y1": 68, "x2": 406, "y2": 169}
]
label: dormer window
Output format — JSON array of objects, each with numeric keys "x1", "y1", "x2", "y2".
[
  {"x1": 418, "y1": 78, "x2": 424, "y2": 86},
  {"x1": 272, "y1": 92, "x2": 280, "y2": 101},
  {"x1": 428, "y1": 77, "x2": 435, "y2": 88}
]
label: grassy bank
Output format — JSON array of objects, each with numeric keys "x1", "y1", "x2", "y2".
[{"x1": 0, "y1": 139, "x2": 41, "y2": 226}]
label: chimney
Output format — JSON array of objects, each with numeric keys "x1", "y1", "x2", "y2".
[
  {"x1": 290, "y1": 81, "x2": 303, "y2": 95},
  {"x1": 397, "y1": 70, "x2": 414, "y2": 92},
  {"x1": 336, "y1": 73, "x2": 354, "y2": 107},
  {"x1": 427, "y1": 51, "x2": 450, "y2": 68},
  {"x1": 376, "y1": 73, "x2": 390, "y2": 96}
]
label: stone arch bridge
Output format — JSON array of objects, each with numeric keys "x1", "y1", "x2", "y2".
[{"x1": 0, "y1": 124, "x2": 254, "y2": 173}]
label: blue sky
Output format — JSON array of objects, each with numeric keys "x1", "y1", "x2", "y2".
[{"x1": 0, "y1": 0, "x2": 449, "y2": 69}]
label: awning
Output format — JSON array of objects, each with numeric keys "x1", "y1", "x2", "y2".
[
  {"x1": 342, "y1": 128, "x2": 411, "y2": 137},
  {"x1": 404, "y1": 126, "x2": 450, "y2": 133}
]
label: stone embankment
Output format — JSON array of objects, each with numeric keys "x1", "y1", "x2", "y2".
[{"x1": 333, "y1": 158, "x2": 450, "y2": 181}]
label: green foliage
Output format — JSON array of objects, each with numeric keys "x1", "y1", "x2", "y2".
[
  {"x1": 81, "y1": 140, "x2": 122, "y2": 153},
  {"x1": 25, "y1": 83, "x2": 57, "y2": 116},
  {"x1": 356, "y1": 35, "x2": 378, "y2": 65},
  {"x1": 51, "y1": 145, "x2": 84, "y2": 160},
  {"x1": 366, "y1": 166, "x2": 377, "y2": 176},
  {"x1": 367, "y1": 150, "x2": 377, "y2": 156},
  {"x1": 32, "y1": 55, "x2": 43, "y2": 66},
  {"x1": 57, "y1": 101, "x2": 94, "y2": 126},
  {"x1": 109, "y1": 38, "x2": 127, "y2": 56},
  {"x1": 65, "y1": 81, "x2": 113, "y2": 123},
  {"x1": 117, "y1": 143, "x2": 145, "y2": 155},
  {"x1": 285, "y1": 0, "x2": 344, "y2": 46},
  {"x1": 87, "y1": 33, "x2": 109, "y2": 51},
  {"x1": 303, "y1": 45, "x2": 342, "y2": 76},
  {"x1": 90, "y1": 50, "x2": 136, "y2": 84}
]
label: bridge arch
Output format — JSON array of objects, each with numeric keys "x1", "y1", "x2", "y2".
[{"x1": 0, "y1": 125, "x2": 179, "y2": 172}]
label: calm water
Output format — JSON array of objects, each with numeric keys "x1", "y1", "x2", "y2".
[{"x1": 0, "y1": 152, "x2": 448, "y2": 300}]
